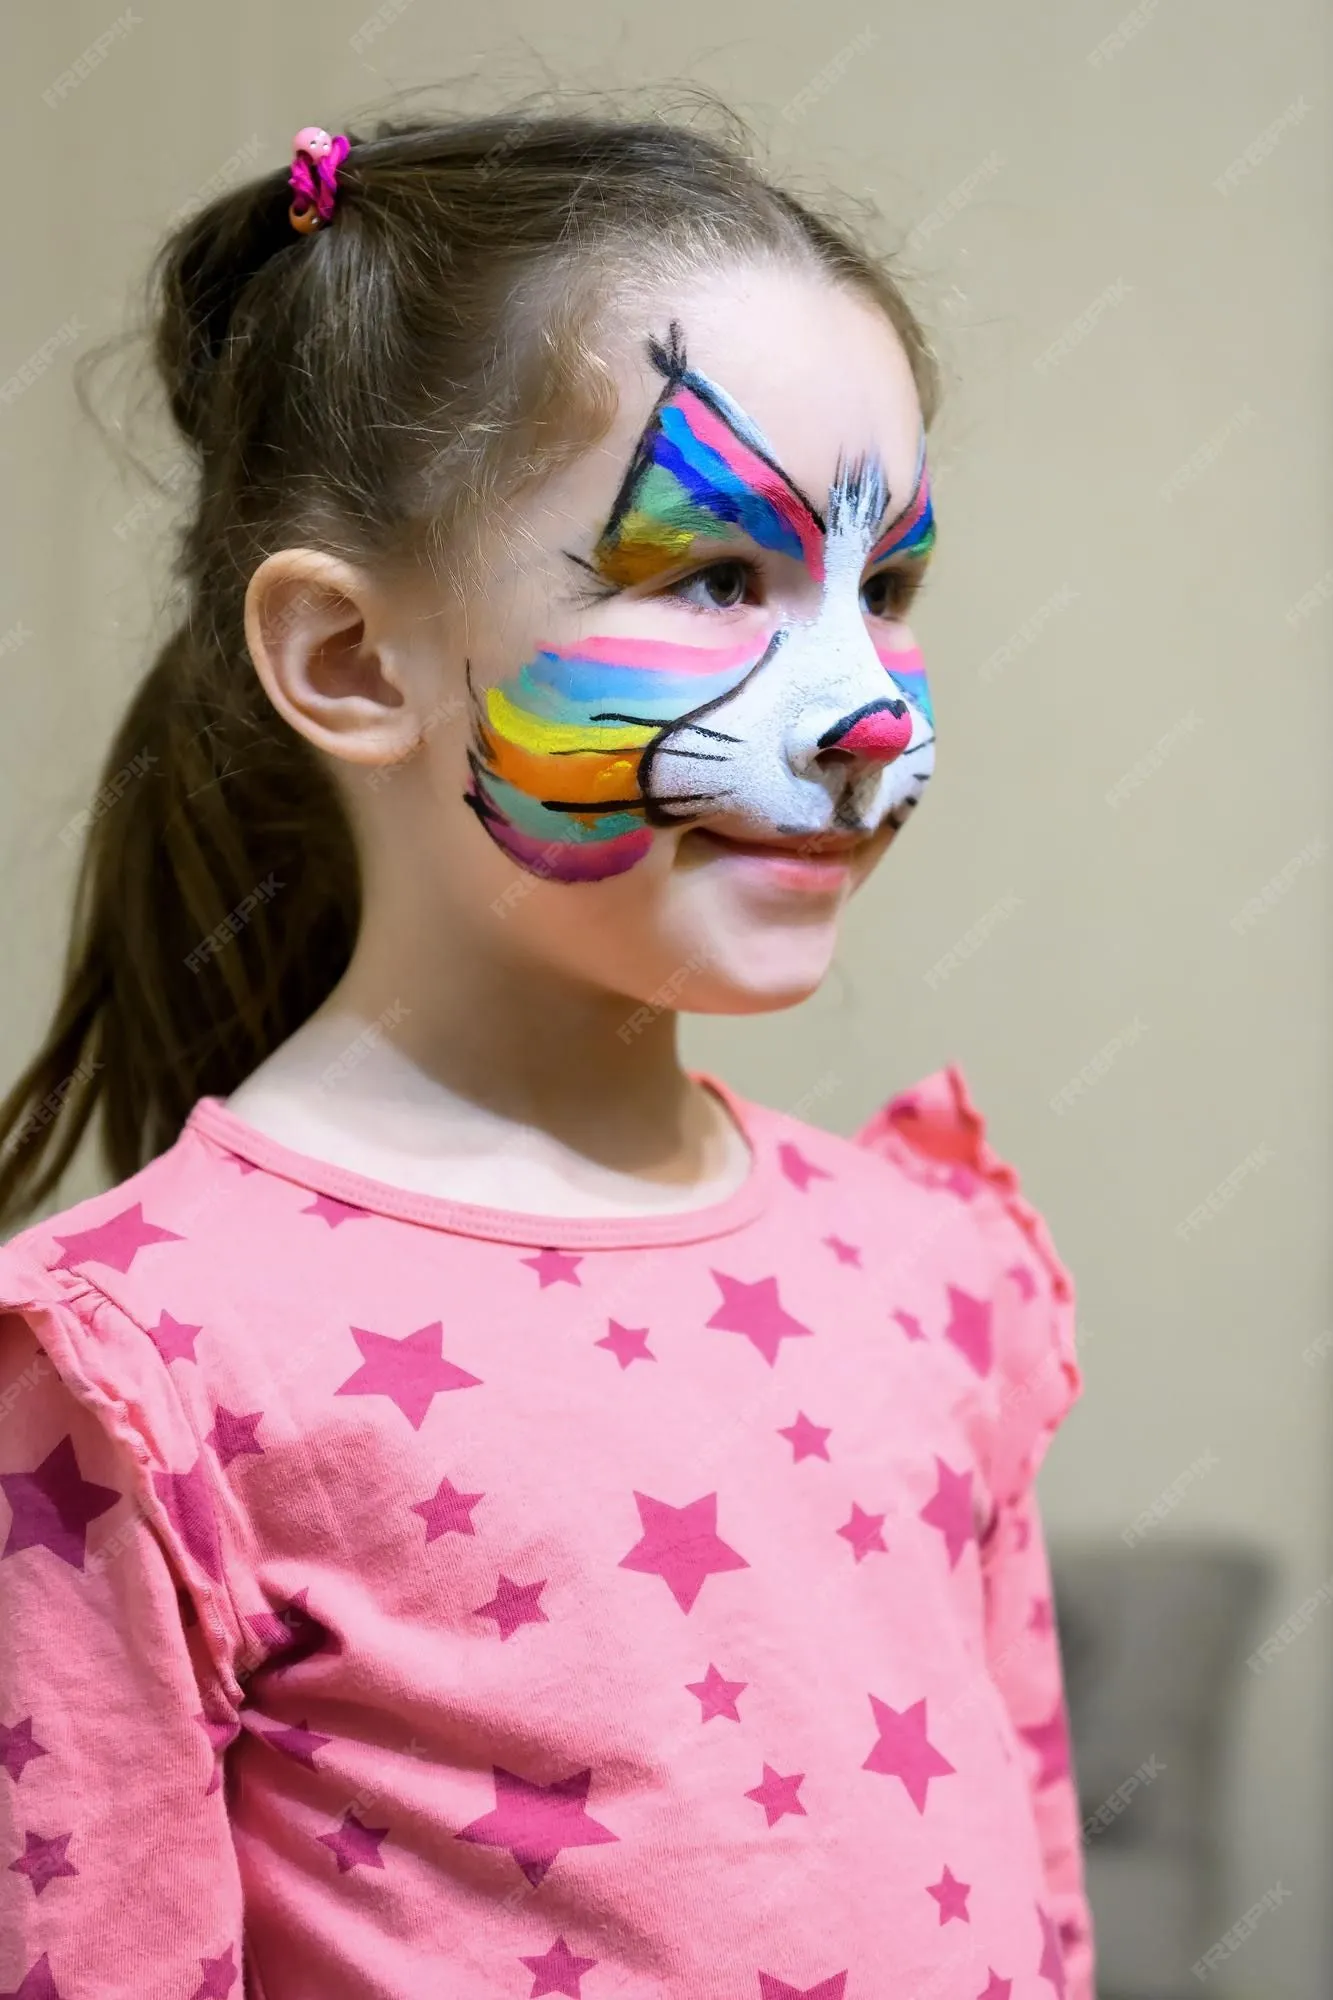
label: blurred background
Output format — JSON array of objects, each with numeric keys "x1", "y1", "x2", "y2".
[{"x1": 1, "y1": 3, "x2": 1328, "y2": 1993}]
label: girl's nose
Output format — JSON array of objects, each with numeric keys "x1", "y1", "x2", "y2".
[{"x1": 816, "y1": 698, "x2": 913, "y2": 765}]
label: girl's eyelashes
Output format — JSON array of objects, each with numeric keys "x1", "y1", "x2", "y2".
[
  {"x1": 658, "y1": 556, "x2": 762, "y2": 612},
  {"x1": 860, "y1": 563, "x2": 927, "y2": 621}
]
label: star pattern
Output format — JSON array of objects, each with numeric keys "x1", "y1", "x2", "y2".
[
  {"x1": 456, "y1": 1765, "x2": 618, "y2": 1887},
  {"x1": 707, "y1": 1272, "x2": 814, "y2": 1366},
  {"x1": 518, "y1": 1936, "x2": 598, "y2": 1997},
  {"x1": 919, "y1": 1458, "x2": 975, "y2": 1570},
  {"x1": 1019, "y1": 1702, "x2": 1072, "y2": 1788},
  {"x1": 0, "y1": 1436, "x2": 120, "y2": 1570},
  {"x1": 596, "y1": 1320, "x2": 655, "y2": 1368},
  {"x1": 862, "y1": 1696, "x2": 955, "y2": 1811},
  {"x1": 411, "y1": 1474, "x2": 485, "y2": 1542},
  {"x1": 317, "y1": 1807, "x2": 389, "y2": 1873},
  {"x1": 1029, "y1": 1595, "x2": 1055, "y2": 1634},
  {"x1": 188, "y1": 1946, "x2": 239, "y2": 1999},
  {"x1": 1036, "y1": 1904, "x2": 1067, "y2": 1996},
  {"x1": 247, "y1": 1588, "x2": 341, "y2": 1674},
  {"x1": 152, "y1": 1457, "x2": 224, "y2": 1582},
  {"x1": 194, "y1": 1713, "x2": 240, "y2": 1795},
  {"x1": 758, "y1": 1975, "x2": 847, "y2": 1999},
  {"x1": 943, "y1": 1286, "x2": 994, "y2": 1376},
  {"x1": 148, "y1": 1310, "x2": 202, "y2": 1365},
  {"x1": 303, "y1": 1193, "x2": 371, "y2": 1228},
  {"x1": 0, "y1": 1716, "x2": 48, "y2": 1784},
  {"x1": 977, "y1": 1974, "x2": 1012, "y2": 1998},
  {"x1": 892, "y1": 1309, "x2": 927, "y2": 1343},
  {"x1": 335, "y1": 1321, "x2": 482, "y2": 1430},
  {"x1": 685, "y1": 1663, "x2": 747, "y2": 1723},
  {"x1": 777, "y1": 1143, "x2": 833, "y2": 1193},
  {"x1": 823, "y1": 1235, "x2": 861, "y2": 1266},
  {"x1": 837, "y1": 1504, "x2": 887, "y2": 1563},
  {"x1": 51, "y1": 1203, "x2": 183, "y2": 1274},
  {"x1": 474, "y1": 1574, "x2": 549, "y2": 1641},
  {"x1": 745, "y1": 1764, "x2": 806, "y2": 1827},
  {"x1": 619, "y1": 1491, "x2": 749, "y2": 1612},
  {"x1": 0, "y1": 1954, "x2": 63, "y2": 1999},
  {"x1": 7, "y1": 1829, "x2": 77, "y2": 1897},
  {"x1": 777, "y1": 1412, "x2": 831, "y2": 1463},
  {"x1": 1006, "y1": 1262, "x2": 1038, "y2": 1300},
  {"x1": 926, "y1": 1863, "x2": 970, "y2": 1924},
  {"x1": 255, "y1": 1718, "x2": 334, "y2": 1769},
  {"x1": 521, "y1": 1248, "x2": 583, "y2": 1288},
  {"x1": 205, "y1": 1406, "x2": 264, "y2": 1469}
]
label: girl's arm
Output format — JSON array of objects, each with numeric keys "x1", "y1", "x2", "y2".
[
  {"x1": 980, "y1": 1476, "x2": 1096, "y2": 2000},
  {"x1": 0, "y1": 1310, "x2": 245, "y2": 1996}
]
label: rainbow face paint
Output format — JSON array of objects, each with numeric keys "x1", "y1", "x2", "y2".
[{"x1": 465, "y1": 323, "x2": 937, "y2": 883}]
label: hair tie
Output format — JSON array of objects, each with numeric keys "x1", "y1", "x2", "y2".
[{"x1": 288, "y1": 126, "x2": 351, "y2": 235}]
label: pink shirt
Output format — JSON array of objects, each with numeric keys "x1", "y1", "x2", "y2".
[{"x1": 0, "y1": 1065, "x2": 1093, "y2": 2000}]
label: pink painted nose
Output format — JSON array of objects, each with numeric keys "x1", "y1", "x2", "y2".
[{"x1": 820, "y1": 700, "x2": 913, "y2": 764}]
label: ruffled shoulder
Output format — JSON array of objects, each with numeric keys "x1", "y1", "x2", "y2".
[{"x1": 854, "y1": 1065, "x2": 1083, "y2": 1497}]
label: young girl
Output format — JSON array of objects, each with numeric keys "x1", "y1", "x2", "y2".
[{"x1": 0, "y1": 108, "x2": 1092, "y2": 1999}]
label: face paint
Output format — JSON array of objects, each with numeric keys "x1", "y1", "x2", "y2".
[{"x1": 465, "y1": 323, "x2": 937, "y2": 883}]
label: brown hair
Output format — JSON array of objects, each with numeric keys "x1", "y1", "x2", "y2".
[{"x1": 0, "y1": 91, "x2": 942, "y2": 1231}]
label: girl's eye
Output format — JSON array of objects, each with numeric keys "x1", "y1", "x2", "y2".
[
  {"x1": 861, "y1": 566, "x2": 924, "y2": 621},
  {"x1": 663, "y1": 558, "x2": 758, "y2": 611}
]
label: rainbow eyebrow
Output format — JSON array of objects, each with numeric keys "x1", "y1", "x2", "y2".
[
  {"x1": 864, "y1": 432, "x2": 936, "y2": 572},
  {"x1": 588, "y1": 322, "x2": 828, "y2": 588}
]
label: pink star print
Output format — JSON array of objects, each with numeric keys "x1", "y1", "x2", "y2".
[
  {"x1": 0, "y1": 1717, "x2": 48, "y2": 1784},
  {"x1": 247, "y1": 1588, "x2": 341, "y2": 1673},
  {"x1": 411, "y1": 1474, "x2": 484, "y2": 1542},
  {"x1": 862, "y1": 1695, "x2": 956, "y2": 1811},
  {"x1": 893, "y1": 1309, "x2": 927, "y2": 1343},
  {"x1": 457, "y1": 1764, "x2": 618, "y2": 1888},
  {"x1": 685, "y1": 1664, "x2": 747, "y2": 1723},
  {"x1": 474, "y1": 1574, "x2": 549, "y2": 1641},
  {"x1": 257, "y1": 1718, "x2": 334, "y2": 1769},
  {"x1": 976, "y1": 1974, "x2": 1012, "y2": 1999},
  {"x1": 919, "y1": 1458, "x2": 975, "y2": 1570},
  {"x1": 335, "y1": 1321, "x2": 482, "y2": 1430},
  {"x1": 758, "y1": 1975, "x2": 847, "y2": 1999},
  {"x1": 153, "y1": 1456, "x2": 224, "y2": 1581},
  {"x1": 1007, "y1": 1262, "x2": 1038, "y2": 1300},
  {"x1": 926, "y1": 1864, "x2": 970, "y2": 1924},
  {"x1": 302, "y1": 1192, "x2": 370, "y2": 1228},
  {"x1": 1037, "y1": 1904, "x2": 1067, "y2": 1996},
  {"x1": 1029, "y1": 1595, "x2": 1055, "y2": 1634},
  {"x1": 148, "y1": 1310, "x2": 202, "y2": 1365},
  {"x1": 1012, "y1": 1511, "x2": 1032, "y2": 1551},
  {"x1": 51, "y1": 1202, "x2": 183, "y2": 1274},
  {"x1": 943, "y1": 1286, "x2": 994, "y2": 1376},
  {"x1": 1019, "y1": 1702, "x2": 1072, "y2": 1788},
  {"x1": 518, "y1": 1936, "x2": 599, "y2": 1998},
  {"x1": 0, "y1": 1436, "x2": 120, "y2": 1570},
  {"x1": 777, "y1": 1142, "x2": 833, "y2": 1192},
  {"x1": 707, "y1": 1271, "x2": 814, "y2": 1366},
  {"x1": 619, "y1": 1491, "x2": 749, "y2": 1612},
  {"x1": 521, "y1": 1248, "x2": 583, "y2": 1288},
  {"x1": 0, "y1": 1954, "x2": 63, "y2": 1999},
  {"x1": 745, "y1": 1764, "x2": 806, "y2": 1826},
  {"x1": 778, "y1": 1412, "x2": 831, "y2": 1463},
  {"x1": 317, "y1": 1807, "x2": 388, "y2": 1873},
  {"x1": 836, "y1": 1503, "x2": 887, "y2": 1563},
  {"x1": 596, "y1": 1320, "x2": 655, "y2": 1368},
  {"x1": 194, "y1": 1712, "x2": 240, "y2": 1794},
  {"x1": 206, "y1": 1406, "x2": 264, "y2": 1468},
  {"x1": 7, "y1": 1830, "x2": 77, "y2": 1897},
  {"x1": 188, "y1": 1946, "x2": 239, "y2": 1999},
  {"x1": 823, "y1": 1234, "x2": 861, "y2": 1266}
]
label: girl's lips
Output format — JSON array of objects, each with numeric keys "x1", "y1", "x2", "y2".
[{"x1": 685, "y1": 827, "x2": 859, "y2": 892}]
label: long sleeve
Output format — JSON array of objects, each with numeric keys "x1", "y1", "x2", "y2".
[
  {"x1": 980, "y1": 1475, "x2": 1095, "y2": 2000},
  {"x1": 0, "y1": 1308, "x2": 245, "y2": 1998}
]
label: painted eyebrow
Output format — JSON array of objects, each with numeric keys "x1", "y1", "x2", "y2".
[{"x1": 864, "y1": 441, "x2": 936, "y2": 570}]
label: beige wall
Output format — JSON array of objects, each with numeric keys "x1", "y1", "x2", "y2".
[{"x1": 5, "y1": 3, "x2": 1329, "y2": 1992}]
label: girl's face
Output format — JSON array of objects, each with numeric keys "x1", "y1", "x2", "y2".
[{"x1": 381, "y1": 259, "x2": 935, "y2": 1017}]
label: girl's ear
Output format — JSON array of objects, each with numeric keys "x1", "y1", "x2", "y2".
[{"x1": 243, "y1": 548, "x2": 419, "y2": 769}]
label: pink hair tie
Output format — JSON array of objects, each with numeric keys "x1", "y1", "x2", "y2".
[{"x1": 288, "y1": 126, "x2": 351, "y2": 235}]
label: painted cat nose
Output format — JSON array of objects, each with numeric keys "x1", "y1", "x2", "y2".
[{"x1": 817, "y1": 698, "x2": 913, "y2": 765}]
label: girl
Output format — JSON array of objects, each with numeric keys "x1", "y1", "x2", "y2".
[{"x1": 0, "y1": 106, "x2": 1092, "y2": 1999}]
